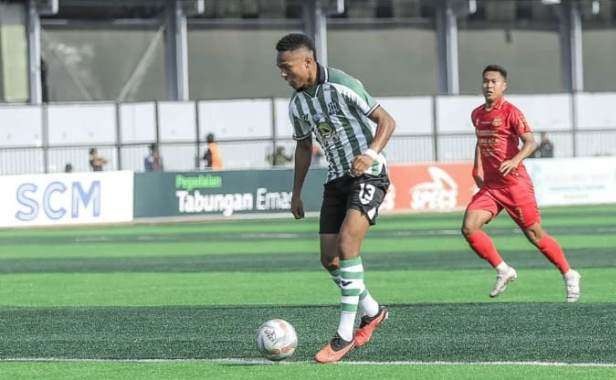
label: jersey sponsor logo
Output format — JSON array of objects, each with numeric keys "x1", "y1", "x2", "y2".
[
  {"x1": 477, "y1": 130, "x2": 496, "y2": 137},
  {"x1": 492, "y1": 117, "x2": 502, "y2": 127}
]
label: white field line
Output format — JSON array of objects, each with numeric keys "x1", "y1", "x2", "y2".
[{"x1": 1, "y1": 358, "x2": 616, "y2": 368}]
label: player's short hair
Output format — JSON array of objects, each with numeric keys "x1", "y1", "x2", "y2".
[
  {"x1": 276, "y1": 33, "x2": 317, "y2": 60},
  {"x1": 482, "y1": 64, "x2": 507, "y2": 80}
]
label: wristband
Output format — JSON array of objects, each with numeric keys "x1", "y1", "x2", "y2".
[{"x1": 363, "y1": 148, "x2": 379, "y2": 161}]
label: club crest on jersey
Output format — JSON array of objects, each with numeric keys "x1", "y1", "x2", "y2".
[
  {"x1": 316, "y1": 122, "x2": 334, "y2": 137},
  {"x1": 491, "y1": 117, "x2": 502, "y2": 127},
  {"x1": 312, "y1": 112, "x2": 335, "y2": 137}
]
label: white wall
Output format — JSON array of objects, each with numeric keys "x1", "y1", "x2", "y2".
[
  {"x1": 48, "y1": 103, "x2": 116, "y2": 145},
  {"x1": 0, "y1": 105, "x2": 42, "y2": 147}
]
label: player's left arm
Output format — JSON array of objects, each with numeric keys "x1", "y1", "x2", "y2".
[
  {"x1": 499, "y1": 132, "x2": 537, "y2": 176},
  {"x1": 351, "y1": 106, "x2": 396, "y2": 176}
]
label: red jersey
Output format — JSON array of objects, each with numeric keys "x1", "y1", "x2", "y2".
[{"x1": 471, "y1": 97, "x2": 533, "y2": 188}]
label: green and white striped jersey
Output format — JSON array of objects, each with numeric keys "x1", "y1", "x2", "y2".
[{"x1": 289, "y1": 64, "x2": 386, "y2": 183}]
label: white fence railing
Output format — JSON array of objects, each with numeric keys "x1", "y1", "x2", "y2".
[{"x1": 1, "y1": 93, "x2": 616, "y2": 174}]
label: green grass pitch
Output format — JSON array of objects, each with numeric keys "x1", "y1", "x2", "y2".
[{"x1": 1, "y1": 204, "x2": 615, "y2": 379}]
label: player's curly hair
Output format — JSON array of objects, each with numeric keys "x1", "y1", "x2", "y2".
[
  {"x1": 483, "y1": 64, "x2": 507, "y2": 79},
  {"x1": 275, "y1": 33, "x2": 317, "y2": 60}
]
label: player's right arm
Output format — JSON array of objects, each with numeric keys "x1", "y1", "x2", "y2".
[
  {"x1": 470, "y1": 108, "x2": 484, "y2": 188},
  {"x1": 288, "y1": 97, "x2": 313, "y2": 219},
  {"x1": 291, "y1": 136, "x2": 312, "y2": 219},
  {"x1": 472, "y1": 142, "x2": 484, "y2": 188}
]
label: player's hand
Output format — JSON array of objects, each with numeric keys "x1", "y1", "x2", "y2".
[
  {"x1": 290, "y1": 196, "x2": 304, "y2": 219},
  {"x1": 350, "y1": 154, "x2": 373, "y2": 177},
  {"x1": 499, "y1": 159, "x2": 519, "y2": 177}
]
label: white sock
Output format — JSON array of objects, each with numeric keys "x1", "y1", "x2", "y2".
[
  {"x1": 337, "y1": 257, "x2": 364, "y2": 342},
  {"x1": 564, "y1": 269, "x2": 578, "y2": 279},
  {"x1": 337, "y1": 312, "x2": 355, "y2": 341},
  {"x1": 495, "y1": 262, "x2": 510, "y2": 273},
  {"x1": 359, "y1": 289, "x2": 379, "y2": 318},
  {"x1": 328, "y1": 268, "x2": 341, "y2": 288}
]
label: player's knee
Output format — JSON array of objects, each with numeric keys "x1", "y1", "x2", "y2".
[
  {"x1": 525, "y1": 225, "x2": 544, "y2": 246},
  {"x1": 461, "y1": 224, "x2": 477, "y2": 239},
  {"x1": 320, "y1": 256, "x2": 338, "y2": 270}
]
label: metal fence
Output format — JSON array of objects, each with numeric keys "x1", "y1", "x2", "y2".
[{"x1": 1, "y1": 94, "x2": 616, "y2": 175}]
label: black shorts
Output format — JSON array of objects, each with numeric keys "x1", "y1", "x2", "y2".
[{"x1": 319, "y1": 169, "x2": 390, "y2": 234}]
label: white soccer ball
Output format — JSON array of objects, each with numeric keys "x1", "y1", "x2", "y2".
[{"x1": 255, "y1": 319, "x2": 298, "y2": 361}]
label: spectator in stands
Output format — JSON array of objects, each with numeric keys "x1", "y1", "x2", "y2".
[
  {"x1": 144, "y1": 143, "x2": 164, "y2": 172},
  {"x1": 89, "y1": 147, "x2": 108, "y2": 171},
  {"x1": 203, "y1": 133, "x2": 223, "y2": 170},
  {"x1": 267, "y1": 146, "x2": 293, "y2": 166},
  {"x1": 534, "y1": 132, "x2": 554, "y2": 158},
  {"x1": 64, "y1": 163, "x2": 73, "y2": 173}
]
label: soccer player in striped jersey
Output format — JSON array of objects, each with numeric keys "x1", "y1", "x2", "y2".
[
  {"x1": 275, "y1": 33, "x2": 396, "y2": 363},
  {"x1": 462, "y1": 65, "x2": 581, "y2": 302}
]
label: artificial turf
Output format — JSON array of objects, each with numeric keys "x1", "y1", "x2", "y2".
[{"x1": 0, "y1": 205, "x2": 614, "y2": 378}]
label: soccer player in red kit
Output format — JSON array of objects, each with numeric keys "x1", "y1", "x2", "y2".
[{"x1": 461, "y1": 65, "x2": 581, "y2": 302}]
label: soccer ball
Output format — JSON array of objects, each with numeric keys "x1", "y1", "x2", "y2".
[{"x1": 255, "y1": 319, "x2": 298, "y2": 361}]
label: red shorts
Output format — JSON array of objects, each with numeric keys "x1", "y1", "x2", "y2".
[{"x1": 466, "y1": 182, "x2": 541, "y2": 229}]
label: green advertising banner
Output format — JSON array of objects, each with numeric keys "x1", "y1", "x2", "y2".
[{"x1": 134, "y1": 168, "x2": 328, "y2": 218}]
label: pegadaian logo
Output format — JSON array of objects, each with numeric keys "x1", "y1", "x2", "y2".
[{"x1": 175, "y1": 175, "x2": 222, "y2": 191}]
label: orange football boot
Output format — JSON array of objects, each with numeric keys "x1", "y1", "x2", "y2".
[{"x1": 354, "y1": 306, "x2": 389, "y2": 348}]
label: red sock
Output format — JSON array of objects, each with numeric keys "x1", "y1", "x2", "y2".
[
  {"x1": 466, "y1": 230, "x2": 503, "y2": 268},
  {"x1": 537, "y1": 235, "x2": 570, "y2": 274}
]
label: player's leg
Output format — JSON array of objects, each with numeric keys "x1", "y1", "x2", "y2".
[
  {"x1": 502, "y1": 183, "x2": 580, "y2": 302},
  {"x1": 461, "y1": 209, "x2": 502, "y2": 267},
  {"x1": 315, "y1": 173, "x2": 389, "y2": 363},
  {"x1": 522, "y1": 223, "x2": 571, "y2": 273},
  {"x1": 345, "y1": 174, "x2": 390, "y2": 348},
  {"x1": 315, "y1": 179, "x2": 357, "y2": 363},
  {"x1": 338, "y1": 209, "x2": 387, "y2": 349},
  {"x1": 461, "y1": 189, "x2": 517, "y2": 297},
  {"x1": 315, "y1": 209, "x2": 368, "y2": 363},
  {"x1": 318, "y1": 180, "x2": 347, "y2": 286},
  {"x1": 336, "y1": 209, "x2": 371, "y2": 341},
  {"x1": 461, "y1": 189, "x2": 509, "y2": 268},
  {"x1": 521, "y1": 223, "x2": 581, "y2": 302},
  {"x1": 321, "y1": 231, "x2": 381, "y2": 312},
  {"x1": 320, "y1": 234, "x2": 341, "y2": 287}
]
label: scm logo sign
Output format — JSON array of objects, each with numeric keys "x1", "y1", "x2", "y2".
[{"x1": 15, "y1": 181, "x2": 101, "y2": 221}]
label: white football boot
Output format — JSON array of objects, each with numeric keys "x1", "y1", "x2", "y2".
[
  {"x1": 489, "y1": 266, "x2": 518, "y2": 298},
  {"x1": 564, "y1": 269, "x2": 581, "y2": 303}
]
